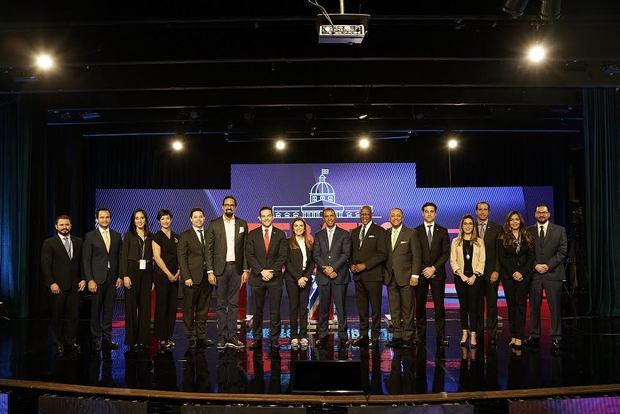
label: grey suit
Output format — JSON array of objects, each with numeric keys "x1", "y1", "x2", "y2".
[
  {"x1": 312, "y1": 226, "x2": 351, "y2": 339},
  {"x1": 528, "y1": 222, "x2": 567, "y2": 339},
  {"x1": 385, "y1": 225, "x2": 422, "y2": 341},
  {"x1": 205, "y1": 216, "x2": 248, "y2": 340}
]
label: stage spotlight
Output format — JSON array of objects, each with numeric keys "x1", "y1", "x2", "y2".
[
  {"x1": 447, "y1": 138, "x2": 458, "y2": 149},
  {"x1": 358, "y1": 113, "x2": 368, "y2": 120},
  {"x1": 527, "y1": 44, "x2": 547, "y2": 63},
  {"x1": 358, "y1": 137, "x2": 371, "y2": 149},
  {"x1": 34, "y1": 53, "x2": 54, "y2": 71},
  {"x1": 503, "y1": 0, "x2": 529, "y2": 18},
  {"x1": 171, "y1": 140, "x2": 184, "y2": 151},
  {"x1": 540, "y1": 0, "x2": 561, "y2": 21},
  {"x1": 275, "y1": 140, "x2": 286, "y2": 151}
]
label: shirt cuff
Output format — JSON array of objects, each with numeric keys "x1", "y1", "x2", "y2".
[
  {"x1": 410, "y1": 275, "x2": 420, "y2": 279},
  {"x1": 207, "y1": 270, "x2": 214, "y2": 274}
]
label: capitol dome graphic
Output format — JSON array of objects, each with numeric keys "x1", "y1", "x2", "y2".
[{"x1": 273, "y1": 169, "x2": 368, "y2": 219}]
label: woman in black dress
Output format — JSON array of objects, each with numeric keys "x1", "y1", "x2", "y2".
[
  {"x1": 284, "y1": 218, "x2": 314, "y2": 349},
  {"x1": 120, "y1": 209, "x2": 153, "y2": 351},
  {"x1": 498, "y1": 210, "x2": 535, "y2": 351},
  {"x1": 152, "y1": 209, "x2": 180, "y2": 352}
]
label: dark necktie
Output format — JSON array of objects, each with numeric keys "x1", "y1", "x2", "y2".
[
  {"x1": 197, "y1": 229, "x2": 205, "y2": 247},
  {"x1": 359, "y1": 225, "x2": 366, "y2": 248},
  {"x1": 427, "y1": 225, "x2": 433, "y2": 248},
  {"x1": 539, "y1": 226, "x2": 545, "y2": 247}
]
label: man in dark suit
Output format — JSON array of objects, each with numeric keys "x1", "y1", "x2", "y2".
[
  {"x1": 385, "y1": 208, "x2": 422, "y2": 348},
  {"x1": 350, "y1": 205, "x2": 388, "y2": 349},
  {"x1": 414, "y1": 202, "x2": 450, "y2": 347},
  {"x1": 83, "y1": 208, "x2": 122, "y2": 352},
  {"x1": 205, "y1": 195, "x2": 249, "y2": 350},
  {"x1": 312, "y1": 207, "x2": 351, "y2": 349},
  {"x1": 178, "y1": 208, "x2": 213, "y2": 350},
  {"x1": 245, "y1": 206, "x2": 288, "y2": 352},
  {"x1": 474, "y1": 201, "x2": 502, "y2": 345},
  {"x1": 41, "y1": 215, "x2": 86, "y2": 354},
  {"x1": 524, "y1": 204, "x2": 567, "y2": 351}
]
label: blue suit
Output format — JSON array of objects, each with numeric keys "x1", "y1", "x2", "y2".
[{"x1": 312, "y1": 226, "x2": 351, "y2": 339}]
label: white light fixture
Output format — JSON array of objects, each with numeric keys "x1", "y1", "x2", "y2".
[
  {"x1": 275, "y1": 140, "x2": 286, "y2": 151},
  {"x1": 527, "y1": 44, "x2": 547, "y2": 64},
  {"x1": 171, "y1": 140, "x2": 184, "y2": 151},
  {"x1": 358, "y1": 137, "x2": 371, "y2": 149},
  {"x1": 447, "y1": 139, "x2": 459, "y2": 149},
  {"x1": 35, "y1": 53, "x2": 54, "y2": 71}
]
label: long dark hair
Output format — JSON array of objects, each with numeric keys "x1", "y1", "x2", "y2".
[
  {"x1": 289, "y1": 218, "x2": 313, "y2": 251},
  {"x1": 500, "y1": 210, "x2": 533, "y2": 248},
  {"x1": 454, "y1": 214, "x2": 481, "y2": 247},
  {"x1": 129, "y1": 209, "x2": 151, "y2": 236}
]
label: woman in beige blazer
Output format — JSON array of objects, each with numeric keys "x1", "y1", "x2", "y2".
[{"x1": 450, "y1": 214, "x2": 486, "y2": 349}]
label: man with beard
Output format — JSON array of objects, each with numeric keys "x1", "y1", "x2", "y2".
[{"x1": 205, "y1": 196, "x2": 249, "y2": 350}]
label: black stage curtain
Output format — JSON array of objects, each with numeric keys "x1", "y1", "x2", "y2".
[{"x1": 583, "y1": 88, "x2": 620, "y2": 317}]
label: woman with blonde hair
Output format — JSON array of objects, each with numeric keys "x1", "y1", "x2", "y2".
[{"x1": 450, "y1": 214, "x2": 486, "y2": 349}]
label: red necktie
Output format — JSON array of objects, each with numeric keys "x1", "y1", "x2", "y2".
[{"x1": 264, "y1": 228, "x2": 270, "y2": 253}]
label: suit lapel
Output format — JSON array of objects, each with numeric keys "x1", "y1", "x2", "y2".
[{"x1": 55, "y1": 236, "x2": 72, "y2": 260}]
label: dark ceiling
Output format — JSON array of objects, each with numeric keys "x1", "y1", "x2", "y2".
[{"x1": 1, "y1": 0, "x2": 619, "y2": 142}]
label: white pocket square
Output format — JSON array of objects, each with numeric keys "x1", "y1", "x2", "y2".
[
  {"x1": 400, "y1": 241, "x2": 407, "y2": 244},
  {"x1": 368, "y1": 235, "x2": 376, "y2": 238},
  {"x1": 239, "y1": 227, "x2": 245, "y2": 233}
]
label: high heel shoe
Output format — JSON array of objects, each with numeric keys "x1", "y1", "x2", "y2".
[{"x1": 460, "y1": 332, "x2": 469, "y2": 348}]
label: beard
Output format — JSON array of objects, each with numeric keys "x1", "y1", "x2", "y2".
[{"x1": 224, "y1": 210, "x2": 234, "y2": 218}]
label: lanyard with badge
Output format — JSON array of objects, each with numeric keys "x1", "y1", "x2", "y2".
[{"x1": 138, "y1": 236, "x2": 147, "y2": 270}]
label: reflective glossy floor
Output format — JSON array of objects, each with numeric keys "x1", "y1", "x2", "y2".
[{"x1": 1, "y1": 299, "x2": 619, "y2": 395}]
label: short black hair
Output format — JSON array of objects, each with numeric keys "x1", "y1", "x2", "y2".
[
  {"x1": 259, "y1": 206, "x2": 273, "y2": 215},
  {"x1": 96, "y1": 208, "x2": 111, "y2": 218},
  {"x1": 222, "y1": 195, "x2": 237, "y2": 206},
  {"x1": 422, "y1": 202, "x2": 437, "y2": 211},
  {"x1": 190, "y1": 208, "x2": 205, "y2": 217},
  {"x1": 535, "y1": 204, "x2": 550, "y2": 212},
  {"x1": 475, "y1": 201, "x2": 490, "y2": 210},
  {"x1": 55, "y1": 214, "x2": 71, "y2": 224},
  {"x1": 157, "y1": 209, "x2": 173, "y2": 220}
]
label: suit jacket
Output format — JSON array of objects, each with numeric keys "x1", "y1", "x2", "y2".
[
  {"x1": 312, "y1": 226, "x2": 351, "y2": 285},
  {"x1": 245, "y1": 226, "x2": 288, "y2": 287},
  {"x1": 350, "y1": 223, "x2": 388, "y2": 282},
  {"x1": 414, "y1": 223, "x2": 450, "y2": 279},
  {"x1": 528, "y1": 223, "x2": 567, "y2": 281},
  {"x1": 83, "y1": 228, "x2": 122, "y2": 283},
  {"x1": 498, "y1": 236, "x2": 535, "y2": 280},
  {"x1": 384, "y1": 226, "x2": 422, "y2": 286},
  {"x1": 284, "y1": 239, "x2": 314, "y2": 283},
  {"x1": 205, "y1": 216, "x2": 249, "y2": 275},
  {"x1": 475, "y1": 220, "x2": 502, "y2": 276},
  {"x1": 450, "y1": 237, "x2": 486, "y2": 277},
  {"x1": 41, "y1": 235, "x2": 84, "y2": 291},
  {"x1": 178, "y1": 227, "x2": 207, "y2": 284}
]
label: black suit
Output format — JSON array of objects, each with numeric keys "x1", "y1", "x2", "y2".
[
  {"x1": 206, "y1": 216, "x2": 249, "y2": 341},
  {"x1": 385, "y1": 225, "x2": 422, "y2": 341},
  {"x1": 414, "y1": 223, "x2": 450, "y2": 341},
  {"x1": 177, "y1": 227, "x2": 212, "y2": 342},
  {"x1": 245, "y1": 226, "x2": 288, "y2": 342},
  {"x1": 284, "y1": 239, "x2": 314, "y2": 339},
  {"x1": 475, "y1": 220, "x2": 502, "y2": 336},
  {"x1": 41, "y1": 235, "x2": 83, "y2": 346},
  {"x1": 312, "y1": 226, "x2": 351, "y2": 340},
  {"x1": 528, "y1": 222, "x2": 567, "y2": 340},
  {"x1": 498, "y1": 236, "x2": 535, "y2": 340},
  {"x1": 350, "y1": 223, "x2": 388, "y2": 340},
  {"x1": 83, "y1": 228, "x2": 122, "y2": 342}
]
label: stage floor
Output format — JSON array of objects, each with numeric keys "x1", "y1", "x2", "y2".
[{"x1": 0, "y1": 299, "x2": 619, "y2": 396}]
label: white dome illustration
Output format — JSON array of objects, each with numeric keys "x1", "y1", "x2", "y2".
[{"x1": 309, "y1": 172, "x2": 335, "y2": 203}]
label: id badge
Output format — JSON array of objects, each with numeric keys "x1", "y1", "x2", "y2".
[{"x1": 139, "y1": 259, "x2": 147, "y2": 270}]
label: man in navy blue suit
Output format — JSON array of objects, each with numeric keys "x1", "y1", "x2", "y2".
[{"x1": 312, "y1": 208, "x2": 351, "y2": 349}]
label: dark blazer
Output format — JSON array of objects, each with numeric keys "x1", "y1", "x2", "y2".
[
  {"x1": 313, "y1": 226, "x2": 351, "y2": 285},
  {"x1": 414, "y1": 223, "x2": 450, "y2": 279},
  {"x1": 205, "y1": 216, "x2": 248, "y2": 276},
  {"x1": 385, "y1": 226, "x2": 422, "y2": 286},
  {"x1": 475, "y1": 220, "x2": 502, "y2": 276},
  {"x1": 498, "y1": 235, "x2": 535, "y2": 280},
  {"x1": 41, "y1": 235, "x2": 84, "y2": 291},
  {"x1": 528, "y1": 223, "x2": 567, "y2": 281},
  {"x1": 83, "y1": 228, "x2": 122, "y2": 283},
  {"x1": 245, "y1": 226, "x2": 288, "y2": 287},
  {"x1": 120, "y1": 231, "x2": 154, "y2": 276},
  {"x1": 350, "y1": 223, "x2": 388, "y2": 282},
  {"x1": 284, "y1": 239, "x2": 314, "y2": 283},
  {"x1": 177, "y1": 227, "x2": 207, "y2": 284}
]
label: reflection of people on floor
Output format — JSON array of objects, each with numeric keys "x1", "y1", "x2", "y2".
[
  {"x1": 507, "y1": 353, "x2": 525, "y2": 390},
  {"x1": 217, "y1": 348, "x2": 248, "y2": 393},
  {"x1": 183, "y1": 351, "x2": 212, "y2": 393},
  {"x1": 387, "y1": 348, "x2": 414, "y2": 394},
  {"x1": 248, "y1": 351, "x2": 265, "y2": 393},
  {"x1": 432, "y1": 348, "x2": 446, "y2": 393},
  {"x1": 153, "y1": 352, "x2": 177, "y2": 391},
  {"x1": 268, "y1": 352, "x2": 282, "y2": 394},
  {"x1": 414, "y1": 347, "x2": 428, "y2": 393},
  {"x1": 458, "y1": 348, "x2": 483, "y2": 392},
  {"x1": 51, "y1": 352, "x2": 80, "y2": 384},
  {"x1": 360, "y1": 348, "x2": 382, "y2": 394},
  {"x1": 124, "y1": 350, "x2": 153, "y2": 389},
  {"x1": 483, "y1": 346, "x2": 500, "y2": 391},
  {"x1": 88, "y1": 354, "x2": 116, "y2": 387}
]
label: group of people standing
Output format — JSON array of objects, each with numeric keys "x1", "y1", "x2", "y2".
[{"x1": 41, "y1": 196, "x2": 566, "y2": 356}]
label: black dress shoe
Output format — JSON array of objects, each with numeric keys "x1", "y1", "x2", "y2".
[
  {"x1": 339, "y1": 338, "x2": 349, "y2": 349},
  {"x1": 103, "y1": 340, "x2": 119, "y2": 350},
  {"x1": 401, "y1": 340, "x2": 412, "y2": 349},
  {"x1": 67, "y1": 343, "x2": 81, "y2": 353},
  {"x1": 187, "y1": 340, "x2": 197, "y2": 350},
  {"x1": 523, "y1": 336, "x2": 540, "y2": 347},
  {"x1": 198, "y1": 339, "x2": 214, "y2": 348},
  {"x1": 415, "y1": 337, "x2": 426, "y2": 345},
  {"x1": 386, "y1": 338, "x2": 403, "y2": 348},
  {"x1": 316, "y1": 338, "x2": 327, "y2": 349},
  {"x1": 352, "y1": 336, "x2": 369, "y2": 347},
  {"x1": 55, "y1": 344, "x2": 65, "y2": 354},
  {"x1": 93, "y1": 340, "x2": 102, "y2": 352},
  {"x1": 270, "y1": 341, "x2": 280, "y2": 352},
  {"x1": 489, "y1": 336, "x2": 497, "y2": 346},
  {"x1": 216, "y1": 339, "x2": 227, "y2": 350},
  {"x1": 249, "y1": 340, "x2": 262, "y2": 350},
  {"x1": 369, "y1": 339, "x2": 378, "y2": 349},
  {"x1": 552, "y1": 339, "x2": 561, "y2": 351},
  {"x1": 130, "y1": 344, "x2": 140, "y2": 352},
  {"x1": 437, "y1": 337, "x2": 449, "y2": 348}
]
